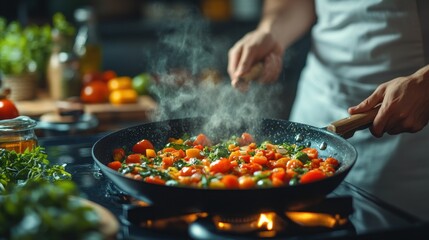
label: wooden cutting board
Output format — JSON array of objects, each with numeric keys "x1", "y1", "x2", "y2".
[{"x1": 14, "y1": 92, "x2": 157, "y2": 131}]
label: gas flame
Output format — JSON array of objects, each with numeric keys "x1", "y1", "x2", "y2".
[{"x1": 257, "y1": 213, "x2": 275, "y2": 230}]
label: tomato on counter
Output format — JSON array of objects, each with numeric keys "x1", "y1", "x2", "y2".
[
  {"x1": 80, "y1": 81, "x2": 109, "y2": 103},
  {"x1": 0, "y1": 89, "x2": 20, "y2": 120}
]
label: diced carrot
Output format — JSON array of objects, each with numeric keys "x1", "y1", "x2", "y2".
[{"x1": 186, "y1": 148, "x2": 201, "y2": 158}]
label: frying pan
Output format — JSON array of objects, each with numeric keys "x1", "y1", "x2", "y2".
[{"x1": 92, "y1": 109, "x2": 378, "y2": 214}]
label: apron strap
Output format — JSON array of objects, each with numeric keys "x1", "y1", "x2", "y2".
[{"x1": 417, "y1": 0, "x2": 429, "y2": 64}]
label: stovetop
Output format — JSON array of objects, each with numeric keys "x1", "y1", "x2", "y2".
[{"x1": 39, "y1": 134, "x2": 429, "y2": 240}]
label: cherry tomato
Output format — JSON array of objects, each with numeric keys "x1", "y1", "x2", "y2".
[
  {"x1": 103, "y1": 70, "x2": 117, "y2": 82},
  {"x1": 210, "y1": 158, "x2": 231, "y2": 173},
  {"x1": 80, "y1": 81, "x2": 109, "y2": 103},
  {"x1": 107, "y1": 161, "x2": 122, "y2": 171},
  {"x1": 144, "y1": 176, "x2": 166, "y2": 185},
  {"x1": 132, "y1": 139, "x2": 155, "y2": 154},
  {"x1": 221, "y1": 175, "x2": 239, "y2": 189},
  {"x1": 126, "y1": 154, "x2": 142, "y2": 164},
  {"x1": 237, "y1": 132, "x2": 254, "y2": 146},
  {"x1": 300, "y1": 169, "x2": 326, "y2": 184},
  {"x1": 302, "y1": 148, "x2": 319, "y2": 159},
  {"x1": 112, "y1": 148, "x2": 125, "y2": 162},
  {"x1": 0, "y1": 97, "x2": 19, "y2": 120},
  {"x1": 193, "y1": 133, "x2": 211, "y2": 146},
  {"x1": 325, "y1": 157, "x2": 339, "y2": 168},
  {"x1": 238, "y1": 176, "x2": 255, "y2": 189}
]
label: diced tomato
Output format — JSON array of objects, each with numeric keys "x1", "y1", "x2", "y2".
[
  {"x1": 237, "y1": 132, "x2": 254, "y2": 146},
  {"x1": 299, "y1": 169, "x2": 326, "y2": 184},
  {"x1": 132, "y1": 139, "x2": 155, "y2": 154},
  {"x1": 193, "y1": 133, "x2": 211, "y2": 146},
  {"x1": 112, "y1": 148, "x2": 125, "y2": 162},
  {"x1": 126, "y1": 154, "x2": 142, "y2": 164},
  {"x1": 180, "y1": 166, "x2": 195, "y2": 176},
  {"x1": 221, "y1": 175, "x2": 239, "y2": 189},
  {"x1": 309, "y1": 158, "x2": 323, "y2": 169},
  {"x1": 240, "y1": 162, "x2": 263, "y2": 174},
  {"x1": 325, "y1": 157, "x2": 339, "y2": 168},
  {"x1": 172, "y1": 149, "x2": 186, "y2": 158},
  {"x1": 302, "y1": 148, "x2": 318, "y2": 159},
  {"x1": 144, "y1": 176, "x2": 166, "y2": 185},
  {"x1": 194, "y1": 144, "x2": 204, "y2": 150},
  {"x1": 210, "y1": 158, "x2": 231, "y2": 173},
  {"x1": 108, "y1": 161, "x2": 122, "y2": 171},
  {"x1": 273, "y1": 157, "x2": 289, "y2": 169},
  {"x1": 162, "y1": 156, "x2": 174, "y2": 168},
  {"x1": 239, "y1": 155, "x2": 251, "y2": 163},
  {"x1": 228, "y1": 150, "x2": 241, "y2": 161},
  {"x1": 286, "y1": 159, "x2": 304, "y2": 170},
  {"x1": 163, "y1": 147, "x2": 176, "y2": 153},
  {"x1": 264, "y1": 150, "x2": 275, "y2": 160},
  {"x1": 274, "y1": 152, "x2": 283, "y2": 160}
]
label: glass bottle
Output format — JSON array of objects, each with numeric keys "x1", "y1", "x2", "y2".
[
  {"x1": 0, "y1": 116, "x2": 38, "y2": 153},
  {"x1": 46, "y1": 30, "x2": 82, "y2": 100},
  {"x1": 74, "y1": 7, "x2": 102, "y2": 75}
]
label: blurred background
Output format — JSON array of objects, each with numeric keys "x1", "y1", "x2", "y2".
[{"x1": 0, "y1": 0, "x2": 309, "y2": 136}]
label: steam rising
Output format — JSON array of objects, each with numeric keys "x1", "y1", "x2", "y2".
[{"x1": 145, "y1": 16, "x2": 286, "y2": 137}]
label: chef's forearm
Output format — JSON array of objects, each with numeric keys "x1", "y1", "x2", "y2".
[{"x1": 257, "y1": 0, "x2": 316, "y2": 52}]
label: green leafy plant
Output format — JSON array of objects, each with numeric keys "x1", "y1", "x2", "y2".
[
  {"x1": 0, "y1": 18, "x2": 51, "y2": 75},
  {"x1": 0, "y1": 13, "x2": 75, "y2": 76},
  {"x1": 0, "y1": 146, "x2": 71, "y2": 192}
]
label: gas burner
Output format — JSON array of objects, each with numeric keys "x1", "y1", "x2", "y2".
[{"x1": 121, "y1": 196, "x2": 355, "y2": 239}]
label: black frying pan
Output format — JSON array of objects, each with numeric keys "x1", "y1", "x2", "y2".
[{"x1": 92, "y1": 109, "x2": 378, "y2": 214}]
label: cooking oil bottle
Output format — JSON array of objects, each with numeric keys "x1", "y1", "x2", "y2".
[{"x1": 74, "y1": 7, "x2": 102, "y2": 75}]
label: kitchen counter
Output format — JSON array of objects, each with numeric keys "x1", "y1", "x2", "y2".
[
  {"x1": 39, "y1": 134, "x2": 429, "y2": 240},
  {"x1": 14, "y1": 91, "x2": 157, "y2": 133}
]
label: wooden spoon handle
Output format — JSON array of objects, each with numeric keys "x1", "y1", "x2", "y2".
[
  {"x1": 235, "y1": 62, "x2": 264, "y2": 91},
  {"x1": 327, "y1": 105, "x2": 380, "y2": 138}
]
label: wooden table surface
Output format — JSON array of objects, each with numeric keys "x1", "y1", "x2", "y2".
[{"x1": 14, "y1": 91, "x2": 157, "y2": 133}]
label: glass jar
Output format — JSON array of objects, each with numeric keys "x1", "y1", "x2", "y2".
[
  {"x1": 0, "y1": 116, "x2": 38, "y2": 153},
  {"x1": 47, "y1": 30, "x2": 82, "y2": 100}
]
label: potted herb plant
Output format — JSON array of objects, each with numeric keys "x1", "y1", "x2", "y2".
[{"x1": 0, "y1": 18, "x2": 51, "y2": 101}]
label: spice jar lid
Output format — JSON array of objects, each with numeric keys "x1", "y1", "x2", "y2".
[{"x1": 0, "y1": 116, "x2": 37, "y2": 132}]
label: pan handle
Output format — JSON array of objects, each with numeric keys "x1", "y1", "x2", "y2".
[{"x1": 327, "y1": 105, "x2": 380, "y2": 138}]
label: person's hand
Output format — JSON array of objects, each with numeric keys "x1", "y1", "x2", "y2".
[
  {"x1": 348, "y1": 66, "x2": 429, "y2": 138},
  {"x1": 228, "y1": 29, "x2": 284, "y2": 90}
]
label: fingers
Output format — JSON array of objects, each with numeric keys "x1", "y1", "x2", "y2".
[{"x1": 348, "y1": 86, "x2": 385, "y2": 115}]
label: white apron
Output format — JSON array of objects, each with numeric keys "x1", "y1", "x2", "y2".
[{"x1": 290, "y1": 0, "x2": 429, "y2": 220}]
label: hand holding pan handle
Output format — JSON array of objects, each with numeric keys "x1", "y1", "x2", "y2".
[{"x1": 327, "y1": 105, "x2": 381, "y2": 139}]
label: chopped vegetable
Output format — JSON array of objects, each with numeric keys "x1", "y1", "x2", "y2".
[{"x1": 107, "y1": 133, "x2": 340, "y2": 189}]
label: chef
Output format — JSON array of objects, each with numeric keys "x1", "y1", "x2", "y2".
[{"x1": 228, "y1": 0, "x2": 429, "y2": 220}]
